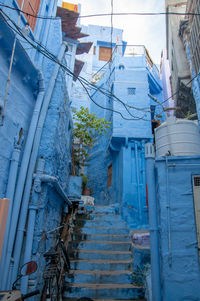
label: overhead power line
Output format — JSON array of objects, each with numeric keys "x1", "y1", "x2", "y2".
[
  {"x1": 1, "y1": 9, "x2": 181, "y2": 121},
  {"x1": 0, "y1": 2, "x2": 200, "y2": 21},
  {"x1": 0, "y1": 9, "x2": 152, "y2": 122}
]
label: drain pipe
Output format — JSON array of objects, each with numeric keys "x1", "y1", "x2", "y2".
[
  {"x1": 36, "y1": 175, "x2": 72, "y2": 206},
  {"x1": 11, "y1": 42, "x2": 68, "y2": 286},
  {"x1": 21, "y1": 167, "x2": 72, "y2": 293},
  {"x1": 135, "y1": 141, "x2": 141, "y2": 222},
  {"x1": 20, "y1": 157, "x2": 45, "y2": 294},
  {"x1": 1, "y1": 71, "x2": 45, "y2": 290},
  {"x1": 145, "y1": 143, "x2": 162, "y2": 301},
  {"x1": 0, "y1": 143, "x2": 21, "y2": 287}
]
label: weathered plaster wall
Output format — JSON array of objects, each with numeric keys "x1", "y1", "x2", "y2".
[
  {"x1": 112, "y1": 55, "x2": 152, "y2": 138},
  {"x1": 184, "y1": 43, "x2": 200, "y2": 121},
  {"x1": 155, "y1": 156, "x2": 200, "y2": 301},
  {"x1": 87, "y1": 74, "x2": 114, "y2": 204},
  {"x1": 0, "y1": 1, "x2": 76, "y2": 291},
  {"x1": 0, "y1": 20, "x2": 38, "y2": 198},
  {"x1": 38, "y1": 19, "x2": 73, "y2": 189}
]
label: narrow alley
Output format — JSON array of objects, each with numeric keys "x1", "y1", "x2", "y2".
[{"x1": 0, "y1": 0, "x2": 200, "y2": 301}]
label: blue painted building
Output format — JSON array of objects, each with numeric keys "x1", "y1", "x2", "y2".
[
  {"x1": 0, "y1": 0, "x2": 87, "y2": 293},
  {"x1": 146, "y1": 140, "x2": 200, "y2": 301},
  {"x1": 72, "y1": 24, "x2": 164, "y2": 229}
]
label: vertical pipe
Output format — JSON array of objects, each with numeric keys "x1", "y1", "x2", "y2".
[
  {"x1": 141, "y1": 140, "x2": 146, "y2": 225},
  {"x1": 20, "y1": 158, "x2": 45, "y2": 294},
  {"x1": 166, "y1": 157, "x2": 172, "y2": 266},
  {"x1": 0, "y1": 146, "x2": 21, "y2": 288},
  {"x1": 1, "y1": 72, "x2": 45, "y2": 290},
  {"x1": 135, "y1": 141, "x2": 141, "y2": 222},
  {"x1": 11, "y1": 43, "x2": 68, "y2": 286},
  {"x1": 145, "y1": 143, "x2": 162, "y2": 301}
]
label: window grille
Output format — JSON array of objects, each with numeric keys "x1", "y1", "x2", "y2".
[
  {"x1": 194, "y1": 176, "x2": 200, "y2": 187},
  {"x1": 127, "y1": 88, "x2": 136, "y2": 95}
]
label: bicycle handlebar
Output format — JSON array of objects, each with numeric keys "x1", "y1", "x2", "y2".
[{"x1": 21, "y1": 290, "x2": 40, "y2": 300}]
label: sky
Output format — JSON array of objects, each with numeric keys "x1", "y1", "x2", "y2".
[{"x1": 58, "y1": 0, "x2": 166, "y2": 64}]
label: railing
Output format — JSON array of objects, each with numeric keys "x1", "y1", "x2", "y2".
[{"x1": 114, "y1": 44, "x2": 160, "y2": 78}]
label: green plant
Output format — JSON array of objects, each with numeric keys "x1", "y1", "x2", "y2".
[{"x1": 71, "y1": 106, "x2": 110, "y2": 176}]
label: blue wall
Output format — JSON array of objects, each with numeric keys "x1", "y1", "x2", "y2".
[
  {"x1": 0, "y1": 0, "x2": 76, "y2": 292},
  {"x1": 85, "y1": 46, "x2": 163, "y2": 228},
  {"x1": 155, "y1": 156, "x2": 200, "y2": 300}
]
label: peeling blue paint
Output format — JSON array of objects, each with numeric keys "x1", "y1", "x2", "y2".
[{"x1": 0, "y1": 0, "x2": 76, "y2": 292}]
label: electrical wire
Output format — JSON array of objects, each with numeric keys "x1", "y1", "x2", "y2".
[
  {"x1": 1, "y1": 9, "x2": 177, "y2": 122},
  {"x1": 0, "y1": 9, "x2": 150, "y2": 121},
  {"x1": 0, "y1": 2, "x2": 200, "y2": 20},
  {"x1": 161, "y1": 71, "x2": 200, "y2": 105},
  {"x1": 0, "y1": 9, "x2": 161, "y2": 122}
]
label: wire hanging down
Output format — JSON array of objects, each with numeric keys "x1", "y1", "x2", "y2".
[
  {"x1": 0, "y1": 2, "x2": 200, "y2": 20},
  {"x1": 0, "y1": 9, "x2": 178, "y2": 121}
]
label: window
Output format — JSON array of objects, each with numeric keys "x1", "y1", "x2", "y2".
[
  {"x1": 99, "y1": 46, "x2": 112, "y2": 61},
  {"x1": 17, "y1": 0, "x2": 41, "y2": 31},
  {"x1": 93, "y1": 46, "x2": 96, "y2": 55},
  {"x1": 107, "y1": 164, "x2": 112, "y2": 187},
  {"x1": 194, "y1": 176, "x2": 200, "y2": 187},
  {"x1": 127, "y1": 88, "x2": 136, "y2": 95}
]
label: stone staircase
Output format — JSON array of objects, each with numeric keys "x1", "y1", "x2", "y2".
[{"x1": 64, "y1": 204, "x2": 146, "y2": 301}]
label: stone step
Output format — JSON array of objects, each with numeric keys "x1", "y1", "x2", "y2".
[
  {"x1": 69, "y1": 249, "x2": 132, "y2": 261},
  {"x1": 64, "y1": 299, "x2": 146, "y2": 301},
  {"x1": 65, "y1": 270, "x2": 133, "y2": 284},
  {"x1": 75, "y1": 219, "x2": 127, "y2": 228},
  {"x1": 76, "y1": 213, "x2": 122, "y2": 222},
  {"x1": 69, "y1": 240, "x2": 131, "y2": 252},
  {"x1": 70, "y1": 259, "x2": 132, "y2": 271},
  {"x1": 81, "y1": 205, "x2": 120, "y2": 215},
  {"x1": 73, "y1": 226, "x2": 129, "y2": 235},
  {"x1": 64, "y1": 283, "x2": 144, "y2": 299},
  {"x1": 71, "y1": 233, "x2": 130, "y2": 242}
]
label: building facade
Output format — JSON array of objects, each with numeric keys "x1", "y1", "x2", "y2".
[
  {"x1": 165, "y1": 0, "x2": 196, "y2": 118},
  {"x1": 0, "y1": 0, "x2": 86, "y2": 293},
  {"x1": 72, "y1": 24, "x2": 164, "y2": 229}
]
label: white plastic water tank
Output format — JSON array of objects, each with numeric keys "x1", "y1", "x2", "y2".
[{"x1": 155, "y1": 116, "x2": 200, "y2": 157}]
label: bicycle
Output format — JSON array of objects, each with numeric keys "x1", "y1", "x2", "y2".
[{"x1": 41, "y1": 225, "x2": 71, "y2": 301}]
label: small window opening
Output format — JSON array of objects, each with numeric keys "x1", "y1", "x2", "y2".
[
  {"x1": 194, "y1": 176, "x2": 200, "y2": 187},
  {"x1": 107, "y1": 164, "x2": 112, "y2": 187},
  {"x1": 17, "y1": 128, "x2": 23, "y2": 145},
  {"x1": 127, "y1": 88, "x2": 136, "y2": 95},
  {"x1": 93, "y1": 46, "x2": 96, "y2": 55}
]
